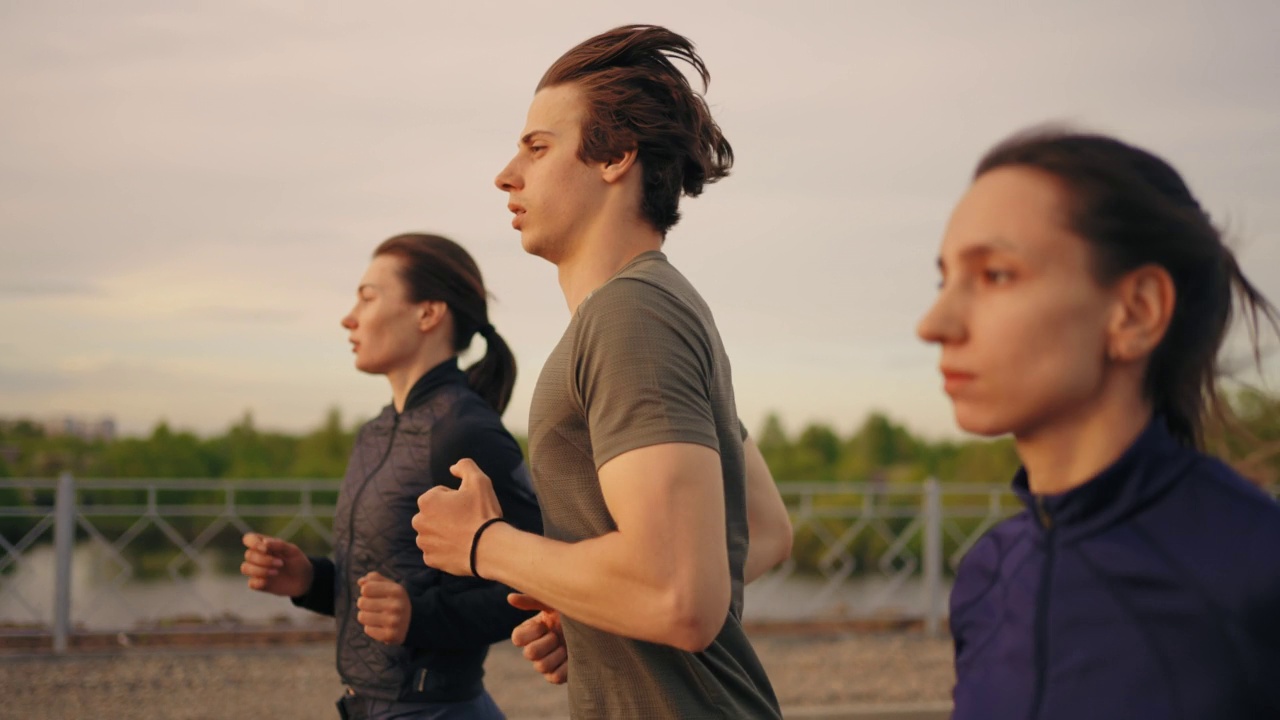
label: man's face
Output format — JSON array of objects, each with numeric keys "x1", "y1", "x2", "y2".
[{"x1": 494, "y1": 84, "x2": 607, "y2": 264}]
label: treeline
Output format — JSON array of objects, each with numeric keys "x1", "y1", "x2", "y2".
[
  {"x1": 2, "y1": 392, "x2": 1275, "y2": 578},
  {"x1": 2, "y1": 388, "x2": 1277, "y2": 485},
  {"x1": 0, "y1": 410, "x2": 357, "y2": 480},
  {"x1": 755, "y1": 387, "x2": 1280, "y2": 487}
]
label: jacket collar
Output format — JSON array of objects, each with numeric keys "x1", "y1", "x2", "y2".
[
  {"x1": 369, "y1": 358, "x2": 467, "y2": 428},
  {"x1": 400, "y1": 357, "x2": 467, "y2": 414},
  {"x1": 1011, "y1": 416, "x2": 1197, "y2": 540}
]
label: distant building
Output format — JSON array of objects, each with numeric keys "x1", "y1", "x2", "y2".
[
  {"x1": 0, "y1": 415, "x2": 118, "y2": 442},
  {"x1": 44, "y1": 416, "x2": 118, "y2": 442}
]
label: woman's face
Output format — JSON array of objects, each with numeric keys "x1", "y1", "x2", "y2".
[
  {"x1": 341, "y1": 254, "x2": 427, "y2": 376},
  {"x1": 917, "y1": 166, "x2": 1118, "y2": 438}
]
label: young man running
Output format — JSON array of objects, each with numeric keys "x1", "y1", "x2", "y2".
[{"x1": 413, "y1": 25, "x2": 791, "y2": 719}]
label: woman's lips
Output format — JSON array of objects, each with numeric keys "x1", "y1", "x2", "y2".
[{"x1": 941, "y1": 369, "x2": 976, "y2": 394}]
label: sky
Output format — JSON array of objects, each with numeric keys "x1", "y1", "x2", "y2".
[{"x1": 2, "y1": 0, "x2": 1279, "y2": 440}]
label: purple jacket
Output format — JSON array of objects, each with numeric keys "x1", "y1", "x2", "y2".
[{"x1": 950, "y1": 418, "x2": 1280, "y2": 720}]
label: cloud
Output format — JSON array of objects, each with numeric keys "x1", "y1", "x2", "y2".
[
  {"x1": 0, "y1": 281, "x2": 103, "y2": 298},
  {"x1": 185, "y1": 306, "x2": 301, "y2": 324},
  {"x1": 1, "y1": 1, "x2": 1279, "y2": 439}
]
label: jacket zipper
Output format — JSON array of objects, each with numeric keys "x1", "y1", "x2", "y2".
[
  {"x1": 336, "y1": 413, "x2": 401, "y2": 680},
  {"x1": 1029, "y1": 495, "x2": 1054, "y2": 719}
]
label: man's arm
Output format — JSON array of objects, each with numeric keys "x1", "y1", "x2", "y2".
[
  {"x1": 418, "y1": 442, "x2": 730, "y2": 653},
  {"x1": 742, "y1": 437, "x2": 793, "y2": 583},
  {"x1": 503, "y1": 438, "x2": 790, "y2": 682}
]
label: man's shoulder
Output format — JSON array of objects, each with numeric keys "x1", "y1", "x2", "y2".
[{"x1": 583, "y1": 254, "x2": 708, "y2": 325}]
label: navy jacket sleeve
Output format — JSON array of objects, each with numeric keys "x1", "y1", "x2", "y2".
[
  {"x1": 402, "y1": 418, "x2": 542, "y2": 650},
  {"x1": 290, "y1": 555, "x2": 336, "y2": 617}
]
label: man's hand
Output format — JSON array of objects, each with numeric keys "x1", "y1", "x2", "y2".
[
  {"x1": 356, "y1": 572, "x2": 411, "y2": 645},
  {"x1": 509, "y1": 593, "x2": 567, "y2": 685},
  {"x1": 241, "y1": 533, "x2": 314, "y2": 598},
  {"x1": 412, "y1": 459, "x2": 503, "y2": 576}
]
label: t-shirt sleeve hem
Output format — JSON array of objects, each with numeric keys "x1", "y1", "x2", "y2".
[{"x1": 592, "y1": 428, "x2": 721, "y2": 471}]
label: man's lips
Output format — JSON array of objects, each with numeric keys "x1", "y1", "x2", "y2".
[{"x1": 508, "y1": 203, "x2": 526, "y2": 229}]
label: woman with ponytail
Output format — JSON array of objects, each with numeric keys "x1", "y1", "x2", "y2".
[
  {"x1": 918, "y1": 128, "x2": 1280, "y2": 719},
  {"x1": 240, "y1": 233, "x2": 540, "y2": 719}
]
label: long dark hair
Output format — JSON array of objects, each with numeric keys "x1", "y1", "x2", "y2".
[
  {"x1": 374, "y1": 233, "x2": 517, "y2": 415},
  {"x1": 975, "y1": 127, "x2": 1279, "y2": 448},
  {"x1": 538, "y1": 24, "x2": 734, "y2": 236}
]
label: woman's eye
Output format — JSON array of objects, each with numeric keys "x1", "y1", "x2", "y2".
[{"x1": 983, "y1": 269, "x2": 1014, "y2": 285}]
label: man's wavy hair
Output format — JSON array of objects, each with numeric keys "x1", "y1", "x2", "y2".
[{"x1": 538, "y1": 24, "x2": 734, "y2": 236}]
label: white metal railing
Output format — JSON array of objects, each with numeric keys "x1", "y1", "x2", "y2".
[
  {"x1": 1, "y1": 474, "x2": 340, "y2": 651},
  {"x1": 3, "y1": 474, "x2": 1274, "y2": 652}
]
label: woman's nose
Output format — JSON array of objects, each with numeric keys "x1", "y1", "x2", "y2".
[{"x1": 917, "y1": 291, "x2": 965, "y2": 345}]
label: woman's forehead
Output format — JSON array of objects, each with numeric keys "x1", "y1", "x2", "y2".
[{"x1": 941, "y1": 167, "x2": 1085, "y2": 263}]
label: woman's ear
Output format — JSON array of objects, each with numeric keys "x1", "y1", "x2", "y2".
[
  {"x1": 418, "y1": 300, "x2": 448, "y2": 333},
  {"x1": 1106, "y1": 264, "x2": 1176, "y2": 363}
]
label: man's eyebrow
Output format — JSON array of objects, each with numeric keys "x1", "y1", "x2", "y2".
[
  {"x1": 958, "y1": 238, "x2": 1020, "y2": 261},
  {"x1": 519, "y1": 130, "x2": 555, "y2": 147},
  {"x1": 936, "y1": 238, "x2": 1021, "y2": 270}
]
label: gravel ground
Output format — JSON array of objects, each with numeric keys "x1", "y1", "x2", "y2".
[{"x1": 0, "y1": 631, "x2": 954, "y2": 720}]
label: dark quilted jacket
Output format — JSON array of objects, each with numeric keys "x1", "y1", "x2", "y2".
[
  {"x1": 950, "y1": 417, "x2": 1280, "y2": 720},
  {"x1": 293, "y1": 359, "x2": 542, "y2": 703}
]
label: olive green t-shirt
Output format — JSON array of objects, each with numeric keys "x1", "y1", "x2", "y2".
[{"x1": 528, "y1": 251, "x2": 781, "y2": 719}]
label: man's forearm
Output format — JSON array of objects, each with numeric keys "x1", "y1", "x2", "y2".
[{"x1": 475, "y1": 522, "x2": 729, "y2": 652}]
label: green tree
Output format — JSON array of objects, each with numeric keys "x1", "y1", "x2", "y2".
[
  {"x1": 289, "y1": 407, "x2": 355, "y2": 478},
  {"x1": 790, "y1": 423, "x2": 841, "y2": 481},
  {"x1": 835, "y1": 412, "x2": 921, "y2": 482},
  {"x1": 755, "y1": 413, "x2": 794, "y2": 479},
  {"x1": 204, "y1": 411, "x2": 298, "y2": 478},
  {"x1": 97, "y1": 421, "x2": 211, "y2": 477}
]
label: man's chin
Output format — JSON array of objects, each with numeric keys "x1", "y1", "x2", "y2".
[{"x1": 520, "y1": 233, "x2": 558, "y2": 263}]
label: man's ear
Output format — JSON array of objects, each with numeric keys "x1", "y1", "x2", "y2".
[
  {"x1": 418, "y1": 301, "x2": 448, "y2": 333},
  {"x1": 1106, "y1": 264, "x2": 1176, "y2": 363},
  {"x1": 600, "y1": 148, "x2": 639, "y2": 185}
]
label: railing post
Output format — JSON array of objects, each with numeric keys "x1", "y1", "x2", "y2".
[
  {"x1": 53, "y1": 471, "x2": 75, "y2": 654},
  {"x1": 922, "y1": 477, "x2": 943, "y2": 637}
]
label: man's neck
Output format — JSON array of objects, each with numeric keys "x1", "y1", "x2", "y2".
[{"x1": 556, "y1": 221, "x2": 664, "y2": 314}]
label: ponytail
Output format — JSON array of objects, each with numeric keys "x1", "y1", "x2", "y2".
[{"x1": 464, "y1": 324, "x2": 517, "y2": 415}]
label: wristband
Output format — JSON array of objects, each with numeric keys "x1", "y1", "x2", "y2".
[{"x1": 469, "y1": 517, "x2": 508, "y2": 580}]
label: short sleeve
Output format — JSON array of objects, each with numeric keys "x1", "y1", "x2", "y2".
[{"x1": 575, "y1": 278, "x2": 719, "y2": 469}]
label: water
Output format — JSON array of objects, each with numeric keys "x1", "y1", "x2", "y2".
[
  {"x1": 0, "y1": 543, "x2": 323, "y2": 631},
  {"x1": 745, "y1": 572, "x2": 953, "y2": 621},
  {"x1": 1, "y1": 544, "x2": 952, "y2": 631}
]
